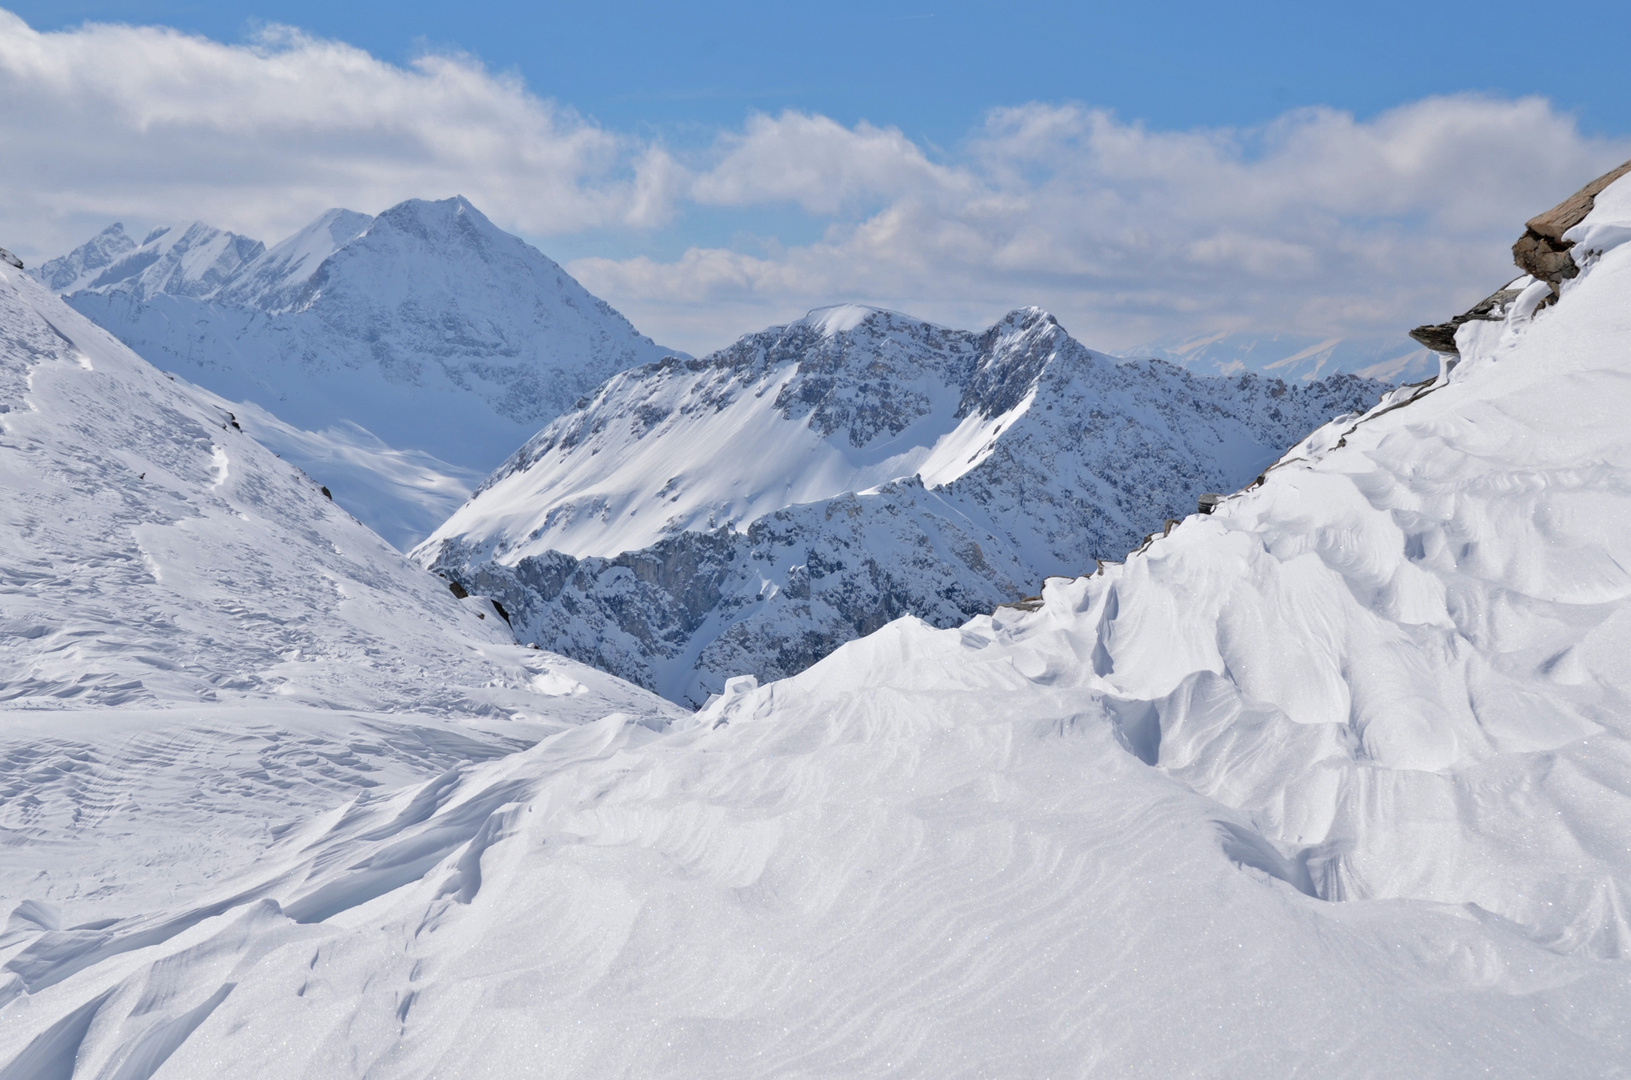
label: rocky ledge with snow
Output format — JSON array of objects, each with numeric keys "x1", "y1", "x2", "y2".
[{"x1": 417, "y1": 305, "x2": 1387, "y2": 704}]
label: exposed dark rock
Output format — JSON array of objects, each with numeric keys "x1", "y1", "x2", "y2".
[
  {"x1": 446, "y1": 579, "x2": 469, "y2": 599},
  {"x1": 0, "y1": 248, "x2": 22, "y2": 270},
  {"x1": 1197, "y1": 493, "x2": 1224, "y2": 515},
  {"x1": 1513, "y1": 159, "x2": 1631, "y2": 293},
  {"x1": 1408, "y1": 286, "x2": 1526, "y2": 356}
]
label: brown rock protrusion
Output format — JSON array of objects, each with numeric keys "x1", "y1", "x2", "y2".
[{"x1": 1512, "y1": 158, "x2": 1631, "y2": 292}]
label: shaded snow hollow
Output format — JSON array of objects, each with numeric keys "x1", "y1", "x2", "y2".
[{"x1": 4, "y1": 173, "x2": 1631, "y2": 1076}]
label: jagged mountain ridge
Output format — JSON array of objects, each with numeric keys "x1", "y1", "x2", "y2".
[
  {"x1": 418, "y1": 305, "x2": 1389, "y2": 704},
  {"x1": 34, "y1": 198, "x2": 677, "y2": 547}
]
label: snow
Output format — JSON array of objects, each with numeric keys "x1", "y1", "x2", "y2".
[
  {"x1": 6, "y1": 179, "x2": 1631, "y2": 1077},
  {"x1": 803, "y1": 302, "x2": 878, "y2": 336},
  {"x1": 204, "y1": 395, "x2": 485, "y2": 552}
]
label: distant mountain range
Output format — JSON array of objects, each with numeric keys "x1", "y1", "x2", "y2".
[
  {"x1": 416, "y1": 304, "x2": 1389, "y2": 705},
  {"x1": 34, "y1": 198, "x2": 676, "y2": 547},
  {"x1": 1119, "y1": 331, "x2": 1437, "y2": 382}
]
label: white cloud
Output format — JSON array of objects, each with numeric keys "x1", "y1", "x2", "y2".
[
  {"x1": 2, "y1": 8, "x2": 1627, "y2": 356},
  {"x1": 0, "y1": 11, "x2": 670, "y2": 254},
  {"x1": 578, "y1": 98, "x2": 1631, "y2": 351}
]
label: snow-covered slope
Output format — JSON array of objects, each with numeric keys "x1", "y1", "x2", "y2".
[
  {"x1": 419, "y1": 306, "x2": 1386, "y2": 704},
  {"x1": 6, "y1": 175, "x2": 1631, "y2": 1074},
  {"x1": 1124, "y1": 330, "x2": 1437, "y2": 382},
  {"x1": 40, "y1": 198, "x2": 676, "y2": 547}
]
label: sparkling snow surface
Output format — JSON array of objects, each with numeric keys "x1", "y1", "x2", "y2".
[{"x1": 6, "y1": 184, "x2": 1631, "y2": 1074}]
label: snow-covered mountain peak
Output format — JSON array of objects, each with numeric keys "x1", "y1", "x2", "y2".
[
  {"x1": 216, "y1": 207, "x2": 373, "y2": 314},
  {"x1": 800, "y1": 302, "x2": 893, "y2": 336},
  {"x1": 29, "y1": 222, "x2": 136, "y2": 294},
  {"x1": 419, "y1": 299, "x2": 1385, "y2": 702},
  {"x1": 79, "y1": 220, "x2": 266, "y2": 302},
  {"x1": 42, "y1": 198, "x2": 680, "y2": 544}
]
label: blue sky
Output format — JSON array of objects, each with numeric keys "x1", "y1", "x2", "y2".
[
  {"x1": 4, "y1": 2, "x2": 1630, "y2": 352},
  {"x1": 15, "y1": 0, "x2": 1631, "y2": 139}
]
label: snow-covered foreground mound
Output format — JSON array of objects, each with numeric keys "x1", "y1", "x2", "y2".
[
  {"x1": 6, "y1": 178, "x2": 1631, "y2": 1075},
  {"x1": 421, "y1": 306, "x2": 1383, "y2": 704},
  {"x1": 38, "y1": 200, "x2": 676, "y2": 547}
]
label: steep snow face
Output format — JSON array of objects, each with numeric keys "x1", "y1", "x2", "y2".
[
  {"x1": 427, "y1": 306, "x2": 987, "y2": 562},
  {"x1": 4, "y1": 201, "x2": 1630, "y2": 1074},
  {"x1": 45, "y1": 197, "x2": 676, "y2": 545},
  {"x1": 1127, "y1": 331, "x2": 1437, "y2": 382},
  {"x1": 420, "y1": 305, "x2": 1386, "y2": 703}
]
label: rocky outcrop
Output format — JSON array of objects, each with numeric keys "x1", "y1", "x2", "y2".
[
  {"x1": 1411, "y1": 157, "x2": 1631, "y2": 356},
  {"x1": 1513, "y1": 158, "x2": 1631, "y2": 290},
  {"x1": 1407, "y1": 284, "x2": 1528, "y2": 354}
]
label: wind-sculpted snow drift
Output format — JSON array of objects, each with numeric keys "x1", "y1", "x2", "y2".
[
  {"x1": 6, "y1": 167, "x2": 1631, "y2": 1077},
  {"x1": 419, "y1": 307, "x2": 1386, "y2": 704},
  {"x1": 37, "y1": 199, "x2": 675, "y2": 547}
]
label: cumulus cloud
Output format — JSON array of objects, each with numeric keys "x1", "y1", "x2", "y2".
[
  {"x1": 0, "y1": 11, "x2": 673, "y2": 254},
  {"x1": 578, "y1": 98, "x2": 1631, "y2": 350},
  {"x1": 3, "y1": 9, "x2": 1627, "y2": 355}
]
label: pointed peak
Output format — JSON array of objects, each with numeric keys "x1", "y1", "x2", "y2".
[{"x1": 994, "y1": 307, "x2": 1060, "y2": 333}]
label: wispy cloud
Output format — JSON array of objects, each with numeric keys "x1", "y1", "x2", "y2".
[{"x1": 2, "y1": 10, "x2": 1626, "y2": 354}]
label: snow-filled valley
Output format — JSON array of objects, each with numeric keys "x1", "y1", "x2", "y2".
[
  {"x1": 4, "y1": 159, "x2": 1631, "y2": 1078},
  {"x1": 417, "y1": 305, "x2": 1386, "y2": 705},
  {"x1": 36, "y1": 200, "x2": 676, "y2": 549}
]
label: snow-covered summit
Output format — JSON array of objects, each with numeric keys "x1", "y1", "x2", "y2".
[
  {"x1": 419, "y1": 303, "x2": 1385, "y2": 703},
  {"x1": 41, "y1": 197, "x2": 679, "y2": 546}
]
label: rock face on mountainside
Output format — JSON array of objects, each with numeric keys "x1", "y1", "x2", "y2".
[
  {"x1": 419, "y1": 306, "x2": 1388, "y2": 704},
  {"x1": 33, "y1": 199, "x2": 676, "y2": 544}
]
